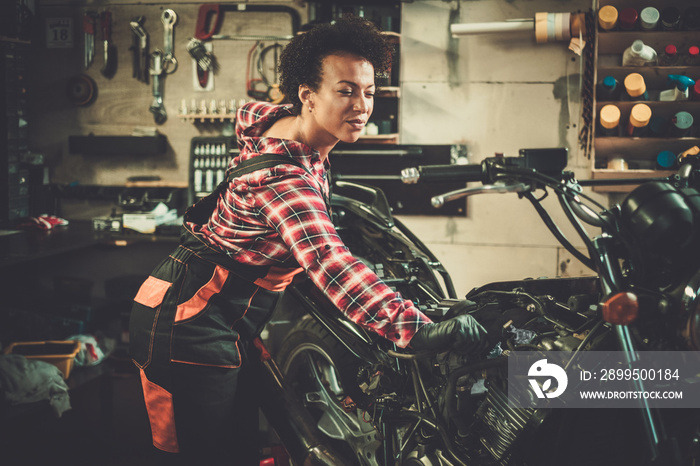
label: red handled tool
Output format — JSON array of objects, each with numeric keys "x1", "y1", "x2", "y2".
[{"x1": 194, "y1": 4, "x2": 223, "y2": 40}]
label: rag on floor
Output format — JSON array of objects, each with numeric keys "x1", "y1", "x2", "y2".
[{"x1": 0, "y1": 354, "x2": 71, "y2": 417}]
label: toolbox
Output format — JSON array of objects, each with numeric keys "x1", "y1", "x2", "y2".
[
  {"x1": 4, "y1": 340, "x2": 81, "y2": 379},
  {"x1": 189, "y1": 136, "x2": 237, "y2": 205}
]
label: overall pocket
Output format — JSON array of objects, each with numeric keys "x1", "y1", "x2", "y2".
[{"x1": 129, "y1": 276, "x2": 172, "y2": 368}]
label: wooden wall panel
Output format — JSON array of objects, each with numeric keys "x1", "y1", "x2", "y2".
[{"x1": 30, "y1": 2, "x2": 305, "y2": 186}]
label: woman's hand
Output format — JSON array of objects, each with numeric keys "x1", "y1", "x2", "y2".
[{"x1": 410, "y1": 314, "x2": 488, "y2": 354}]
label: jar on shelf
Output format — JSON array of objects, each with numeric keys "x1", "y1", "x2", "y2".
[
  {"x1": 659, "y1": 44, "x2": 680, "y2": 66},
  {"x1": 597, "y1": 76, "x2": 621, "y2": 101},
  {"x1": 661, "y1": 6, "x2": 682, "y2": 31},
  {"x1": 598, "y1": 5, "x2": 618, "y2": 31},
  {"x1": 627, "y1": 103, "x2": 652, "y2": 137},
  {"x1": 618, "y1": 7, "x2": 638, "y2": 31},
  {"x1": 640, "y1": 7, "x2": 660, "y2": 31},
  {"x1": 682, "y1": 7, "x2": 700, "y2": 31},
  {"x1": 623, "y1": 73, "x2": 648, "y2": 101},
  {"x1": 656, "y1": 150, "x2": 677, "y2": 170},
  {"x1": 671, "y1": 111, "x2": 694, "y2": 137},
  {"x1": 686, "y1": 46, "x2": 700, "y2": 66},
  {"x1": 649, "y1": 115, "x2": 670, "y2": 138},
  {"x1": 599, "y1": 104, "x2": 621, "y2": 136}
]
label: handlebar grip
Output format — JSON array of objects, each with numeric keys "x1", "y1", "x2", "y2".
[{"x1": 401, "y1": 164, "x2": 484, "y2": 184}]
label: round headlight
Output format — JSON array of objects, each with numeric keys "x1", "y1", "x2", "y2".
[{"x1": 621, "y1": 182, "x2": 694, "y2": 255}]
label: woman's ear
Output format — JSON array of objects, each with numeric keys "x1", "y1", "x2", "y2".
[{"x1": 299, "y1": 85, "x2": 313, "y2": 112}]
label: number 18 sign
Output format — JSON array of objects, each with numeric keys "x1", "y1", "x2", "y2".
[{"x1": 46, "y1": 18, "x2": 74, "y2": 49}]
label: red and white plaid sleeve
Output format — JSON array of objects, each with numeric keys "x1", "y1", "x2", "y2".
[{"x1": 251, "y1": 171, "x2": 432, "y2": 348}]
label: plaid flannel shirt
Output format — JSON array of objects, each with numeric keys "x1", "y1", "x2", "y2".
[{"x1": 190, "y1": 101, "x2": 431, "y2": 347}]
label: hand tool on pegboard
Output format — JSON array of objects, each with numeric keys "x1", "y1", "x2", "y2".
[
  {"x1": 129, "y1": 16, "x2": 149, "y2": 83},
  {"x1": 100, "y1": 10, "x2": 116, "y2": 78},
  {"x1": 82, "y1": 11, "x2": 97, "y2": 70},
  {"x1": 149, "y1": 50, "x2": 167, "y2": 124},
  {"x1": 187, "y1": 37, "x2": 217, "y2": 89},
  {"x1": 161, "y1": 9, "x2": 178, "y2": 74},
  {"x1": 193, "y1": 3, "x2": 300, "y2": 41}
]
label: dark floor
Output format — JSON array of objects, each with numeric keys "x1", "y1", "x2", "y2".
[
  {"x1": 1, "y1": 362, "x2": 155, "y2": 466},
  {"x1": 1, "y1": 356, "x2": 288, "y2": 466}
]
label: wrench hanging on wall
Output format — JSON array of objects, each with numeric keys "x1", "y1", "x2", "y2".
[
  {"x1": 149, "y1": 50, "x2": 167, "y2": 124},
  {"x1": 161, "y1": 9, "x2": 178, "y2": 74}
]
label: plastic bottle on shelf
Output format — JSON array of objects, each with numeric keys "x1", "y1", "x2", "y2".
[
  {"x1": 686, "y1": 46, "x2": 700, "y2": 66},
  {"x1": 622, "y1": 40, "x2": 658, "y2": 67},
  {"x1": 661, "y1": 7, "x2": 682, "y2": 31},
  {"x1": 659, "y1": 44, "x2": 680, "y2": 66},
  {"x1": 597, "y1": 76, "x2": 622, "y2": 101},
  {"x1": 627, "y1": 103, "x2": 652, "y2": 137},
  {"x1": 618, "y1": 7, "x2": 639, "y2": 31},
  {"x1": 649, "y1": 115, "x2": 670, "y2": 138},
  {"x1": 598, "y1": 5, "x2": 618, "y2": 31},
  {"x1": 659, "y1": 75, "x2": 696, "y2": 101},
  {"x1": 671, "y1": 112, "x2": 694, "y2": 137},
  {"x1": 640, "y1": 7, "x2": 660, "y2": 31},
  {"x1": 598, "y1": 104, "x2": 621, "y2": 136},
  {"x1": 682, "y1": 7, "x2": 700, "y2": 31},
  {"x1": 656, "y1": 150, "x2": 677, "y2": 170},
  {"x1": 693, "y1": 81, "x2": 700, "y2": 101},
  {"x1": 623, "y1": 73, "x2": 649, "y2": 101}
]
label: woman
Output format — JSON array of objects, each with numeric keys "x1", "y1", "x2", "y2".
[{"x1": 129, "y1": 15, "x2": 486, "y2": 465}]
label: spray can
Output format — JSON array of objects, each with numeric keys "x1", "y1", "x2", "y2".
[
  {"x1": 661, "y1": 7, "x2": 682, "y2": 30},
  {"x1": 623, "y1": 73, "x2": 648, "y2": 101},
  {"x1": 649, "y1": 115, "x2": 670, "y2": 138},
  {"x1": 671, "y1": 112, "x2": 694, "y2": 138},
  {"x1": 656, "y1": 150, "x2": 677, "y2": 170},
  {"x1": 640, "y1": 7, "x2": 660, "y2": 31},
  {"x1": 599, "y1": 104, "x2": 621, "y2": 136},
  {"x1": 619, "y1": 7, "x2": 639, "y2": 30},
  {"x1": 682, "y1": 7, "x2": 700, "y2": 30},
  {"x1": 627, "y1": 103, "x2": 652, "y2": 137},
  {"x1": 598, "y1": 5, "x2": 618, "y2": 31}
]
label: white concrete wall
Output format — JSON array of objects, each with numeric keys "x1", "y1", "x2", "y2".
[{"x1": 396, "y1": 0, "x2": 601, "y2": 297}]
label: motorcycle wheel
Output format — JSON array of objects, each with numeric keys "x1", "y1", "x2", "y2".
[{"x1": 276, "y1": 316, "x2": 383, "y2": 466}]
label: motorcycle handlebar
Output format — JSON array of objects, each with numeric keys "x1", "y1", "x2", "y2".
[{"x1": 401, "y1": 163, "x2": 484, "y2": 184}]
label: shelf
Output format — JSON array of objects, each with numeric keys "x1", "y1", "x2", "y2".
[
  {"x1": 377, "y1": 86, "x2": 400, "y2": 98},
  {"x1": 179, "y1": 114, "x2": 236, "y2": 123},
  {"x1": 591, "y1": 168, "x2": 676, "y2": 193},
  {"x1": 591, "y1": 0, "x2": 699, "y2": 193},
  {"x1": 357, "y1": 134, "x2": 399, "y2": 144},
  {"x1": 68, "y1": 134, "x2": 167, "y2": 155}
]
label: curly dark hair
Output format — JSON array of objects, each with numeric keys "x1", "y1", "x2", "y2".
[{"x1": 278, "y1": 15, "x2": 393, "y2": 115}]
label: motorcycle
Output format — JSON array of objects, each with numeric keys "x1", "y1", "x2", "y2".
[{"x1": 253, "y1": 148, "x2": 700, "y2": 466}]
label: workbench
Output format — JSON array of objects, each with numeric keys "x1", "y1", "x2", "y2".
[{"x1": 0, "y1": 220, "x2": 176, "y2": 464}]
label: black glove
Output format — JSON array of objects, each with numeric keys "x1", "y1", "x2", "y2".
[{"x1": 410, "y1": 314, "x2": 487, "y2": 354}]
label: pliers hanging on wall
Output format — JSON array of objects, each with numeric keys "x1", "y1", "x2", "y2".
[{"x1": 130, "y1": 16, "x2": 149, "y2": 83}]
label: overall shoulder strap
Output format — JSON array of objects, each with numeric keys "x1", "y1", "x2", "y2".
[{"x1": 226, "y1": 153, "x2": 309, "y2": 182}]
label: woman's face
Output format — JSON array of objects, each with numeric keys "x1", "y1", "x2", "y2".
[{"x1": 303, "y1": 52, "x2": 375, "y2": 145}]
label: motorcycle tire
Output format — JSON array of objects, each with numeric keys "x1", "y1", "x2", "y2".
[{"x1": 275, "y1": 316, "x2": 383, "y2": 466}]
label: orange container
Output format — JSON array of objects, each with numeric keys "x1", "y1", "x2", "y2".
[{"x1": 3, "y1": 340, "x2": 81, "y2": 379}]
